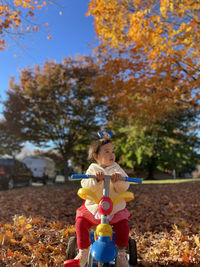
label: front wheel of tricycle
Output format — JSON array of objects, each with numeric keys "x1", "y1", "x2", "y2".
[{"x1": 88, "y1": 253, "x2": 111, "y2": 267}]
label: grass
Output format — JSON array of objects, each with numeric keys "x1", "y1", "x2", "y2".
[{"x1": 141, "y1": 178, "x2": 200, "y2": 184}]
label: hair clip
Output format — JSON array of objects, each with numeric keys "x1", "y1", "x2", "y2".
[{"x1": 97, "y1": 130, "x2": 114, "y2": 139}]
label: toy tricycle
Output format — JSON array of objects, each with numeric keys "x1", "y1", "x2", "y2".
[{"x1": 64, "y1": 174, "x2": 142, "y2": 267}]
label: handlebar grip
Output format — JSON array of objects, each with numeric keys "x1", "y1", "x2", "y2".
[
  {"x1": 71, "y1": 174, "x2": 89, "y2": 179},
  {"x1": 125, "y1": 177, "x2": 143, "y2": 183}
]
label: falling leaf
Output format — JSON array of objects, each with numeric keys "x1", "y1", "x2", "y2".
[{"x1": 47, "y1": 33, "x2": 52, "y2": 39}]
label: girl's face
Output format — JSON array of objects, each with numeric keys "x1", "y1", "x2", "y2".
[{"x1": 94, "y1": 142, "x2": 115, "y2": 168}]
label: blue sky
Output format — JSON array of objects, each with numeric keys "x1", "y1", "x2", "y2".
[{"x1": 0, "y1": 0, "x2": 96, "y2": 110}]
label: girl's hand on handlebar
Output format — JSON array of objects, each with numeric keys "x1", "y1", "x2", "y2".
[
  {"x1": 96, "y1": 172, "x2": 104, "y2": 182},
  {"x1": 111, "y1": 173, "x2": 121, "y2": 183}
]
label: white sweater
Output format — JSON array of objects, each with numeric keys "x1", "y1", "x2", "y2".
[{"x1": 81, "y1": 162, "x2": 130, "y2": 215}]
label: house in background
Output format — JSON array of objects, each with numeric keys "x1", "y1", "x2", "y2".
[{"x1": 21, "y1": 156, "x2": 56, "y2": 184}]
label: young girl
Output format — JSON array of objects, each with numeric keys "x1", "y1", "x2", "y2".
[{"x1": 74, "y1": 134, "x2": 131, "y2": 267}]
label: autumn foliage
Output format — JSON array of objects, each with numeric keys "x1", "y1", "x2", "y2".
[
  {"x1": 0, "y1": 181, "x2": 200, "y2": 266},
  {"x1": 0, "y1": 0, "x2": 50, "y2": 49},
  {"x1": 87, "y1": 0, "x2": 200, "y2": 122}
]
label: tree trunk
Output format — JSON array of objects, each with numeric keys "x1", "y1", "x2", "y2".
[
  {"x1": 63, "y1": 159, "x2": 69, "y2": 182},
  {"x1": 145, "y1": 158, "x2": 156, "y2": 180},
  {"x1": 81, "y1": 162, "x2": 86, "y2": 173}
]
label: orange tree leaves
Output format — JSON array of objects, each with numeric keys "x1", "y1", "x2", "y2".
[
  {"x1": 87, "y1": 0, "x2": 200, "y2": 123},
  {"x1": 88, "y1": 0, "x2": 200, "y2": 62},
  {"x1": 0, "y1": 0, "x2": 51, "y2": 49}
]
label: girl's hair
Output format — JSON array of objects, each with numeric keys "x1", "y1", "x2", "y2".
[{"x1": 88, "y1": 138, "x2": 112, "y2": 160}]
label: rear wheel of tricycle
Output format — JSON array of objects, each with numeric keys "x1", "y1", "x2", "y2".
[
  {"x1": 128, "y1": 238, "x2": 137, "y2": 266},
  {"x1": 66, "y1": 236, "x2": 78, "y2": 260}
]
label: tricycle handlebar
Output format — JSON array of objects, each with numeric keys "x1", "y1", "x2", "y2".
[{"x1": 71, "y1": 174, "x2": 142, "y2": 184}]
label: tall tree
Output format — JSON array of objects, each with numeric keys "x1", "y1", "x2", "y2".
[
  {"x1": 87, "y1": 0, "x2": 200, "y2": 122},
  {"x1": 108, "y1": 109, "x2": 200, "y2": 179},
  {"x1": 3, "y1": 56, "x2": 106, "y2": 177}
]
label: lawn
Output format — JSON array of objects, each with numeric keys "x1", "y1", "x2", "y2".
[{"x1": 142, "y1": 178, "x2": 200, "y2": 184}]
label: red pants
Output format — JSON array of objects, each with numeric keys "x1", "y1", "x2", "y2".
[{"x1": 76, "y1": 217, "x2": 130, "y2": 249}]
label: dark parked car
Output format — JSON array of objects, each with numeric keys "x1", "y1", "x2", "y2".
[{"x1": 0, "y1": 158, "x2": 33, "y2": 190}]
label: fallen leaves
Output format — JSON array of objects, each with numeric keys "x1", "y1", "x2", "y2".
[
  {"x1": 128, "y1": 182, "x2": 200, "y2": 266},
  {"x1": 0, "y1": 183, "x2": 79, "y2": 266},
  {"x1": 0, "y1": 214, "x2": 76, "y2": 266},
  {"x1": 0, "y1": 181, "x2": 199, "y2": 266}
]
